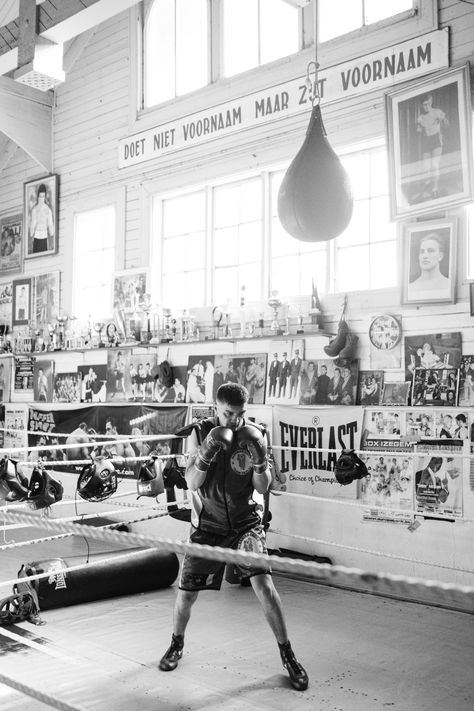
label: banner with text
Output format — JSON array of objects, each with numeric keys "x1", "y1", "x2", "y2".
[
  {"x1": 119, "y1": 30, "x2": 448, "y2": 168},
  {"x1": 272, "y1": 406, "x2": 364, "y2": 499}
]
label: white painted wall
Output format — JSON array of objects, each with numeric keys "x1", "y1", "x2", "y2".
[{"x1": 1, "y1": 1, "x2": 474, "y2": 601}]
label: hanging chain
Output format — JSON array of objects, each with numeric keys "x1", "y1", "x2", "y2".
[{"x1": 305, "y1": 0, "x2": 320, "y2": 106}]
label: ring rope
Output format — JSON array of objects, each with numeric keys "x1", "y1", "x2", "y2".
[
  {"x1": 24, "y1": 453, "x2": 182, "y2": 468},
  {"x1": 0, "y1": 507, "x2": 185, "y2": 551},
  {"x1": 0, "y1": 674, "x2": 82, "y2": 711},
  {"x1": 0, "y1": 433, "x2": 179, "y2": 456},
  {"x1": 272, "y1": 443, "x2": 473, "y2": 460},
  {"x1": 1, "y1": 509, "x2": 473, "y2": 611},
  {"x1": 0, "y1": 426, "x2": 180, "y2": 440},
  {"x1": 268, "y1": 528, "x2": 474, "y2": 575}
]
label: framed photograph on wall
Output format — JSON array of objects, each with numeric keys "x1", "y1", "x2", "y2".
[
  {"x1": 12, "y1": 278, "x2": 32, "y2": 326},
  {"x1": 401, "y1": 218, "x2": 457, "y2": 305},
  {"x1": 35, "y1": 272, "x2": 60, "y2": 328},
  {"x1": 470, "y1": 283, "x2": 474, "y2": 317},
  {"x1": 112, "y1": 268, "x2": 149, "y2": 313},
  {"x1": 0, "y1": 213, "x2": 23, "y2": 272},
  {"x1": 24, "y1": 174, "x2": 58, "y2": 259},
  {"x1": 385, "y1": 64, "x2": 473, "y2": 219}
]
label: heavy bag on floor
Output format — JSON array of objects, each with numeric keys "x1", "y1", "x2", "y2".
[
  {"x1": 16, "y1": 548, "x2": 179, "y2": 611},
  {"x1": 278, "y1": 103, "x2": 353, "y2": 242}
]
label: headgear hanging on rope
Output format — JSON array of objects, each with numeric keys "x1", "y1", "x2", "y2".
[
  {"x1": 137, "y1": 453, "x2": 165, "y2": 499},
  {"x1": 333, "y1": 449, "x2": 369, "y2": 486},
  {"x1": 27, "y1": 467, "x2": 63, "y2": 509},
  {"x1": 0, "y1": 457, "x2": 29, "y2": 502},
  {"x1": 77, "y1": 457, "x2": 118, "y2": 502}
]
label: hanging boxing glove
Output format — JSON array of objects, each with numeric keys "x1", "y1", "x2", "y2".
[
  {"x1": 278, "y1": 103, "x2": 353, "y2": 243},
  {"x1": 236, "y1": 425, "x2": 268, "y2": 475},
  {"x1": 0, "y1": 458, "x2": 29, "y2": 502},
  {"x1": 194, "y1": 427, "x2": 233, "y2": 474}
]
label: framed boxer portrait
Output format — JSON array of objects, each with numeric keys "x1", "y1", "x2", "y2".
[
  {"x1": 12, "y1": 277, "x2": 32, "y2": 326},
  {"x1": 401, "y1": 218, "x2": 456, "y2": 305},
  {"x1": 385, "y1": 64, "x2": 473, "y2": 219},
  {"x1": 24, "y1": 174, "x2": 59, "y2": 259}
]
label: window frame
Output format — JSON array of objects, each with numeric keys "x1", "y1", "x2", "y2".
[
  {"x1": 131, "y1": 0, "x2": 435, "y2": 135},
  {"x1": 64, "y1": 187, "x2": 125, "y2": 318}
]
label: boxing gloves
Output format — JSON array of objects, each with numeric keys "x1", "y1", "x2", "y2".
[
  {"x1": 194, "y1": 426, "x2": 233, "y2": 473},
  {"x1": 237, "y1": 425, "x2": 268, "y2": 474}
]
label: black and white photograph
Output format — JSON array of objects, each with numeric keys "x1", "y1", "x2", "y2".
[
  {"x1": 185, "y1": 355, "x2": 215, "y2": 403},
  {"x1": 214, "y1": 353, "x2": 267, "y2": 404},
  {"x1": 266, "y1": 339, "x2": 305, "y2": 404},
  {"x1": 24, "y1": 174, "x2": 59, "y2": 258},
  {"x1": 386, "y1": 64, "x2": 473, "y2": 218},
  {"x1": 357, "y1": 370, "x2": 384, "y2": 406},
  {"x1": 411, "y1": 368, "x2": 459, "y2": 407},
  {"x1": 113, "y1": 268, "x2": 149, "y2": 312},
  {"x1": 77, "y1": 364, "x2": 107, "y2": 402},
  {"x1": 298, "y1": 358, "x2": 358, "y2": 406},
  {"x1": 381, "y1": 381, "x2": 410, "y2": 406},
  {"x1": 12, "y1": 277, "x2": 32, "y2": 326},
  {"x1": 33, "y1": 359, "x2": 55, "y2": 403},
  {"x1": 405, "y1": 332, "x2": 462, "y2": 380},
  {"x1": 35, "y1": 271, "x2": 60, "y2": 328},
  {"x1": 53, "y1": 372, "x2": 82, "y2": 403},
  {"x1": 0, "y1": 282, "x2": 13, "y2": 327},
  {"x1": 458, "y1": 355, "x2": 474, "y2": 407},
  {"x1": 401, "y1": 219, "x2": 456, "y2": 305}
]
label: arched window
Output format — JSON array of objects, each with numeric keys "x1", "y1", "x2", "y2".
[{"x1": 144, "y1": 0, "x2": 209, "y2": 107}]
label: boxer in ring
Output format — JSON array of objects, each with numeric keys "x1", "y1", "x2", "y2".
[{"x1": 159, "y1": 382, "x2": 308, "y2": 691}]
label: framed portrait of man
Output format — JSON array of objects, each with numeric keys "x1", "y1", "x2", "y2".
[
  {"x1": 12, "y1": 278, "x2": 32, "y2": 326},
  {"x1": 24, "y1": 174, "x2": 59, "y2": 259},
  {"x1": 112, "y1": 268, "x2": 149, "y2": 313},
  {"x1": 385, "y1": 64, "x2": 473, "y2": 219},
  {"x1": 401, "y1": 218, "x2": 456, "y2": 305}
]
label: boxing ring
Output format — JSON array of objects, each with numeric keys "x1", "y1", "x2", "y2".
[{"x1": 1, "y1": 427, "x2": 473, "y2": 710}]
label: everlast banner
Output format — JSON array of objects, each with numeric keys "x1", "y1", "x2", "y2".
[{"x1": 272, "y1": 406, "x2": 364, "y2": 499}]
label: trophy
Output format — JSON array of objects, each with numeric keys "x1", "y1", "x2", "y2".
[
  {"x1": 139, "y1": 293, "x2": 153, "y2": 343},
  {"x1": 268, "y1": 291, "x2": 283, "y2": 335},
  {"x1": 149, "y1": 304, "x2": 161, "y2": 345},
  {"x1": 56, "y1": 313, "x2": 69, "y2": 350},
  {"x1": 239, "y1": 285, "x2": 247, "y2": 338},
  {"x1": 212, "y1": 306, "x2": 223, "y2": 340},
  {"x1": 309, "y1": 278, "x2": 324, "y2": 330},
  {"x1": 94, "y1": 321, "x2": 105, "y2": 348},
  {"x1": 161, "y1": 308, "x2": 173, "y2": 342}
]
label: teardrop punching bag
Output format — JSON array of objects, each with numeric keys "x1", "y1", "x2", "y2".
[{"x1": 278, "y1": 103, "x2": 353, "y2": 243}]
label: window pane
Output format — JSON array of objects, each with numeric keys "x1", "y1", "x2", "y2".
[
  {"x1": 319, "y1": 0, "x2": 362, "y2": 42},
  {"x1": 214, "y1": 184, "x2": 241, "y2": 227},
  {"x1": 163, "y1": 192, "x2": 205, "y2": 236},
  {"x1": 144, "y1": 0, "x2": 175, "y2": 106},
  {"x1": 466, "y1": 204, "x2": 474, "y2": 279},
  {"x1": 73, "y1": 206, "x2": 115, "y2": 320},
  {"x1": 365, "y1": 0, "x2": 413, "y2": 25},
  {"x1": 184, "y1": 269, "x2": 205, "y2": 307},
  {"x1": 215, "y1": 266, "x2": 238, "y2": 305},
  {"x1": 336, "y1": 244, "x2": 370, "y2": 292},
  {"x1": 337, "y1": 200, "x2": 370, "y2": 247},
  {"x1": 239, "y1": 262, "x2": 261, "y2": 302},
  {"x1": 342, "y1": 153, "x2": 370, "y2": 199},
  {"x1": 370, "y1": 241, "x2": 397, "y2": 288},
  {"x1": 176, "y1": 0, "x2": 208, "y2": 96},
  {"x1": 260, "y1": 0, "x2": 299, "y2": 64},
  {"x1": 370, "y1": 196, "x2": 396, "y2": 242},
  {"x1": 239, "y1": 222, "x2": 262, "y2": 264},
  {"x1": 223, "y1": 0, "x2": 258, "y2": 77},
  {"x1": 272, "y1": 255, "x2": 300, "y2": 295},
  {"x1": 240, "y1": 180, "x2": 262, "y2": 222},
  {"x1": 301, "y1": 250, "x2": 327, "y2": 294},
  {"x1": 214, "y1": 227, "x2": 239, "y2": 266},
  {"x1": 370, "y1": 149, "x2": 390, "y2": 196}
]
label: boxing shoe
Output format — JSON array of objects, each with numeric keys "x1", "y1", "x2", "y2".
[
  {"x1": 323, "y1": 319, "x2": 349, "y2": 358},
  {"x1": 279, "y1": 641, "x2": 309, "y2": 691},
  {"x1": 159, "y1": 633, "x2": 184, "y2": 671},
  {"x1": 334, "y1": 333, "x2": 359, "y2": 366}
]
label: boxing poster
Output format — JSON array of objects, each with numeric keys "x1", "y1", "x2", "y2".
[
  {"x1": 358, "y1": 448, "x2": 415, "y2": 524},
  {"x1": 272, "y1": 405, "x2": 364, "y2": 499},
  {"x1": 27, "y1": 404, "x2": 187, "y2": 477},
  {"x1": 4, "y1": 404, "x2": 28, "y2": 461},
  {"x1": 0, "y1": 354, "x2": 13, "y2": 403},
  {"x1": 413, "y1": 439, "x2": 466, "y2": 519}
]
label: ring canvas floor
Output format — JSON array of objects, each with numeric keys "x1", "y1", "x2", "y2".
[{"x1": 0, "y1": 529, "x2": 473, "y2": 711}]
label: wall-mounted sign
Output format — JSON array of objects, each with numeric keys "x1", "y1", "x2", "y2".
[{"x1": 118, "y1": 29, "x2": 448, "y2": 169}]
